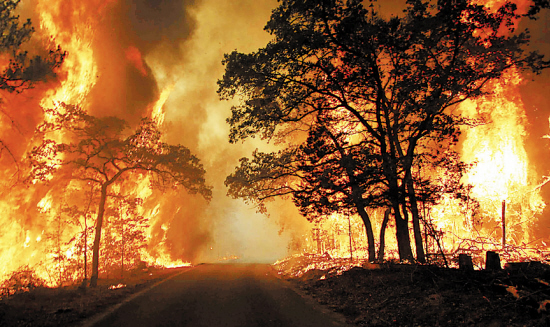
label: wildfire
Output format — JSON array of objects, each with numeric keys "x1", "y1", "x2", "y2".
[
  {"x1": 108, "y1": 283, "x2": 126, "y2": 290},
  {"x1": 293, "y1": 0, "x2": 550, "y2": 271},
  {"x1": 0, "y1": 0, "x2": 201, "y2": 292},
  {"x1": 299, "y1": 67, "x2": 548, "y2": 269},
  {"x1": 151, "y1": 85, "x2": 174, "y2": 126},
  {"x1": 140, "y1": 249, "x2": 192, "y2": 269},
  {"x1": 0, "y1": 0, "x2": 548, "y2": 296},
  {"x1": 37, "y1": 0, "x2": 98, "y2": 107}
]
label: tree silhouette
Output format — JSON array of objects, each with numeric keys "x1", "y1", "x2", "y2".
[
  {"x1": 219, "y1": 0, "x2": 549, "y2": 262},
  {"x1": 30, "y1": 104, "x2": 211, "y2": 286},
  {"x1": 293, "y1": 124, "x2": 385, "y2": 261},
  {"x1": 226, "y1": 118, "x2": 386, "y2": 261}
]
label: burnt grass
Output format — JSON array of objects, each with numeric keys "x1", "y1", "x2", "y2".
[
  {"x1": 0, "y1": 267, "x2": 186, "y2": 327},
  {"x1": 290, "y1": 262, "x2": 550, "y2": 326}
]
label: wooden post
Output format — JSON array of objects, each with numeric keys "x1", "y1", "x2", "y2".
[
  {"x1": 458, "y1": 254, "x2": 474, "y2": 271},
  {"x1": 84, "y1": 214, "x2": 87, "y2": 281},
  {"x1": 485, "y1": 251, "x2": 501, "y2": 271},
  {"x1": 348, "y1": 215, "x2": 353, "y2": 261},
  {"x1": 502, "y1": 200, "x2": 506, "y2": 249}
]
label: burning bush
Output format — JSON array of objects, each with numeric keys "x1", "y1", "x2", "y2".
[{"x1": 0, "y1": 266, "x2": 45, "y2": 298}]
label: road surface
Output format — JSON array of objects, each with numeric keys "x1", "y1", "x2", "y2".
[{"x1": 87, "y1": 263, "x2": 351, "y2": 327}]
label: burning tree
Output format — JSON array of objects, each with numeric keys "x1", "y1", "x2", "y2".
[
  {"x1": 61, "y1": 185, "x2": 96, "y2": 282},
  {"x1": 30, "y1": 104, "x2": 212, "y2": 287},
  {"x1": 0, "y1": 0, "x2": 65, "y2": 166},
  {"x1": 102, "y1": 195, "x2": 148, "y2": 278},
  {"x1": 219, "y1": 0, "x2": 549, "y2": 262},
  {"x1": 0, "y1": 1, "x2": 64, "y2": 90}
]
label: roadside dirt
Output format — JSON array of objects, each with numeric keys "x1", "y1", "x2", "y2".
[
  {"x1": 0, "y1": 267, "x2": 188, "y2": 327},
  {"x1": 286, "y1": 262, "x2": 550, "y2": 326}
]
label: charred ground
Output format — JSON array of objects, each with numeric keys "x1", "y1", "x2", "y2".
[
  {"x1": 283, "y1": 261, "x2": 550, "y2": 326},
  {"x1": 0, "y1": 266, "x2": 188, "y2": 327}
]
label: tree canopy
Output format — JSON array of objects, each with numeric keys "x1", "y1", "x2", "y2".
[{"x1": 219, "y1": 0, "x2": 549, "y2": 262}]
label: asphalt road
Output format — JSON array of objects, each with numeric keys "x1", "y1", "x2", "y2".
[{"x1": 87, "y1": 263, "x2": 351, "y2": 327}]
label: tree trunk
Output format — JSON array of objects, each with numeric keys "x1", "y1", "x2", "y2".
[
  {"x1": 349, "y1": 180, "x2": 375, "y2": 262},
  {"x1": 356, "y1": 205, "x2": 375, "y2": 262},
  {"x1": 90, "y1": 184, "x2": 109, "y2": 287},
  {"x1": 406, "y1": 176, "x2": 426, "y2": 263},
  {"x1": 323, "y1": 127, "x2": 377, "y2": 262},
  {"x1": 57, "y1": 215, "x2": 62, "y2": 288},
  {"x1": 120, "y1": 216, "x2": 124, "y2": 279},
  {"x1": 384, "y1": 159, "x2": 414, "y2": 262},
  {"x1": 84, "y1": 215, "x2": 87, "y2": 281},
  {"x1": 485, "y1": 251, "x2": 501, "y2": 271},
  {"x1": 347, "y1": 215, "x2": 353, "y2": 261},
  {"x1": 377, "y1": 208, "x2": 391, "y2": 262},
  {"x1": 393, "y1": 200, "x2": 414, "y2": 261}
]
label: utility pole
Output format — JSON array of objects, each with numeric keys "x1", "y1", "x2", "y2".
[
  {"x1": 502, "y1": 200, "x2": 506, "y2": 249},
  {"x1": 84, "y1": 214, "x2": 87, "y2": 280}
]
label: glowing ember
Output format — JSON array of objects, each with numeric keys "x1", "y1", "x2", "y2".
[{"x1": 108, "y1": 283, "x2": 126, "y2": 290}]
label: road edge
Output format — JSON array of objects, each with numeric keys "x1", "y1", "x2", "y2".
[
  {"x1": 269, "y1": 265, "x2": 353, "y2": 326},
  {"x1": 79, "y1": 266, "x2": 197, "y2": 327}
]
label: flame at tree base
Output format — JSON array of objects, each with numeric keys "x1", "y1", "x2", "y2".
[{"x1": 140, "y1": 250, "x2": 192, "y2": 269}]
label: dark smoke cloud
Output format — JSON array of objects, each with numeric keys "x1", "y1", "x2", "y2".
[
  {"x1": 127, "y1": 0, "x2": 200, "y2": 44},
  {"x1": 126, "y1": 0, "x2": 202, "y2": 70},
  {"x1": 153, "y1": 0, "x2": 303, "y2": 262},
  {"x1": 73, "y1": 0, "x2": 202, "y2": 125},
  {"x1": 85, "y1": 1, "x2": 160, "y2": 125}
]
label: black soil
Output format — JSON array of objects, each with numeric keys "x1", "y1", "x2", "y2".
[{"x1": 290, "y1": 262, "x2": 550, "y2": 326}]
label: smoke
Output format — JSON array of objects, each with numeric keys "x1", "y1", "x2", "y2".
[
  {"x1": 108, "y1": 0, "x2": 306, "y2": 263},
  {"x1": 127, "y1": 0, "x2": 199, "y2": 51},
  {"x1": 144, "y1": 0, "x2": 306, "y2": 263},
  {"x1": 40, "y1": 0, "x2": 304, "y2": 263}
]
